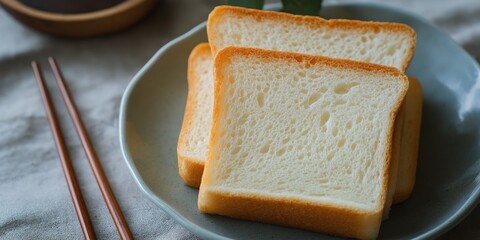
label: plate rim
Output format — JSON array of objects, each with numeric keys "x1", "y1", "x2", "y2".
[{"x1": 119, "y1": 2, "x2": 480, "y2": 239}]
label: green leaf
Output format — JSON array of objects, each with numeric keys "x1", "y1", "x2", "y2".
[
  {"x1": 281, "y1": 0, "x2": 323, "y2": 16},
  {"x1": 226, "y1": 0, "x2": 265, "y2": 9}
]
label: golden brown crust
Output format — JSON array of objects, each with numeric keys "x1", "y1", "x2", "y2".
[
  {"x1": 200, "y1": 46, "x2": 409, "y2": 239},
  {"x1": 393, "y1": 76, "x2": 423, "y2": 203},
  {"x1": 178, "y1": 155, "x2": 205, "y2": 188},
  {"x1": 383, "y1": 101, "x2": 405, "y2": 218},
  {"x1": 199, "y1": 189, "x2": 380, "y2": 239},
  {"x1": 214, "y1": 46, "x2": 408, "y2": 79},
  {"x1": 177, "y1": 43, "x2": 211, "y2": 188},
  {"x1": 207, "y1": 5, "x2": 416, "y2": 72}
]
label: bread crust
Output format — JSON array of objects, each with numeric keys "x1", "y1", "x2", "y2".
[
  {"x1": 393, "y1": 76, "x2": 423, "y2": 203},
  {"x1": 207, "y1": 5, "x2": 416, "y2": 72},
  {"x1": 383, "y1": 101, "x2": 405, "y2": 219},
  {"x1": 199, "y1": 189, "x2": 380, "y2": 239},
  {"x1": 199, "y1": 46, "x2": 409, "y2": 239},
  {"x1": 177, "y1": 43, "x2": 211, "y2": 188}
]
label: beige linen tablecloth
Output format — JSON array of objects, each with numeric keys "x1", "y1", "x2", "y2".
[{"x1": 1, "y1": 0, "x2": 479, "y2": 239}]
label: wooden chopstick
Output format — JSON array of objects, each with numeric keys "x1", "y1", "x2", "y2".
[
  {"x1": 48, "y1": 57, "x2": 133, "y2": 240},
  {"x1": 31, "y1": 61, "x2": 96, "y2": 240}
]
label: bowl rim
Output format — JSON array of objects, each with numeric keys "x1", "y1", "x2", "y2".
[{"x1": 0, "y1": 0, "x2": 153, "y2": 22}]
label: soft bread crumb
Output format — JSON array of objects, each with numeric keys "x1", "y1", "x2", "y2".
[{"x1": 199, "y1": 47, "x2": 409, "y2": 239}]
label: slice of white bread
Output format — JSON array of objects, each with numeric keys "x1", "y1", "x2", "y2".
[
  {"x1": 178, "y1": 43, "x2": 423, "y2": 207},
  {"x1": 177, "y1": 43, "x2": 213, "y2": 187},
  {"x1": 207, "y1": 6, "x2": 417, "y2": 203},
  {"x1": 207, "y1": 6, "x2": 416, "y2": 72},
  {"x1": 198, "y1": 47, "x2": 409, "y2": 239},
  {"x1": 394, "y1": 76, "x2": 423, "y2": 203}
]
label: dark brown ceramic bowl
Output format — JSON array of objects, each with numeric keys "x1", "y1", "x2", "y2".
[{"x1": 0, "y1": 0, "x2": 157, "y2": 37}]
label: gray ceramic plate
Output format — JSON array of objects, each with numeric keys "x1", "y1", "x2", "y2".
[{"x1": 119, "y1": 2, "x2": 480, "y2": 239}]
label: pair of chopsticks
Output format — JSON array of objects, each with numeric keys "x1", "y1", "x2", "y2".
[{"x1": 32, "y1": 58, "x2": 133, "y2": 240}]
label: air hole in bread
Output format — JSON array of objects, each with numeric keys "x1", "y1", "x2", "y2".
[
  {"x1": 334, "y1": 82, "x2": 359, "y2": 94},
  {"x1": 334, "y1": 99, "x2": 346, "y2": 106},
  {"x1": 319, "y1": 178, "x2": 329, "y2": 184},
  {"x1": 275, "y1": 148, "x2": 286, "y2": 157},
  {"x1": 232, "y1": 147, "x2": 241, "y2": 155},
  {"x1": 319, "y1": 112, "x2": 330, "y2": 127},
  {"x1": 260, "y1": 143, "x2": 270, "y2": 154},
  {"x1": 326, "y1": 152, "x2": 335, "y2": 161},
  {"x1": 317, "y1": 145, "x2": 324, "y2": 152},
  {"x1": 387, "y1": 46, "x2": 396, "y2": 56},
  {"x1": 238, "y1": 115, "x2": 248, "y2": 125},
  {"x1": 257, "y1": 93, "x2": 265, "y2": 107},
  {"x1": 303, "y1": 93, "x2": 322, "y2": 109},
  {"x1": 358, "y1": 171, "x2": 365, "y2": 182},
  {"x1": 332, "y1": 127, "x2": 339, "y2": 137},
  {"x1": 356, "y1": 116, "x2": 362, "y2": 124},
  {"x1": 301, "y1": 129, "x2": 309, "y2": 136}
]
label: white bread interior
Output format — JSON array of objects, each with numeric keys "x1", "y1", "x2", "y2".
[
  {"x1": 199, "y1": 47, "x2": 409, "y2": 239},
  {"x1": 177, "y1": 43, "x2": 214, "y2": 187}
]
